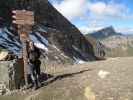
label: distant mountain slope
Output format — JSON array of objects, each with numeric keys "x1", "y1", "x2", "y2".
[
  {"x1": 87, "y1": 26, "x2": 122, "y2": 40},
  {"x1": 86, "y1": 26, "x2": 133, "y2": 57},
  {"x1": 101, "y1": 35, "x2": 133, "y2": 57}
]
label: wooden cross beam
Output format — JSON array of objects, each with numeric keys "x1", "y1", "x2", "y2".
[{"x1": 12, "y1": 10, "x2": 35, "y2": 86}]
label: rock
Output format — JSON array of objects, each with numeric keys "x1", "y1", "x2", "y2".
[
  {"x1": 0, "y1": 59, "x2": 24, "y2": 94},
  {"x1": 0, "y1": 50, "x2": 8, "y2": 61},
  {"x1": 0, "y1": 83, "x2": 6, "y2": 95},
  {"x1": 98, "y1": 70, "x2": 110, "y2": 79}
]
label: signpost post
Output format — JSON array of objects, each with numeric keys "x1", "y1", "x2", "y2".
[{"x1": 12, "y1": 10, "x2": 35, "y2": 86}]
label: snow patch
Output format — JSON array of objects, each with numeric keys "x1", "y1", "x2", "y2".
[
  {"x1": 34, "y1": 42, "x2": 48, "y2": 52},
  {"x1": 73, "y1": 57, "x2": 86, "y2": 64}
]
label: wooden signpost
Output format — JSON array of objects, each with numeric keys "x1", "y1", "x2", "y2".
[{"x1": 12, "y1": 10, "x2": 35, "y2": 86}]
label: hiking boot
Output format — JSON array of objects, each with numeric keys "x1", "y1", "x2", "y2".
[{"x1": 33, "y1": 80, "x2": 39, "y2": 90}]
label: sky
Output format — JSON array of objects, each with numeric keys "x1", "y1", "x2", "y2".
[{"x1": 49, "y1": 0, "x2": 133, "y2": 34}]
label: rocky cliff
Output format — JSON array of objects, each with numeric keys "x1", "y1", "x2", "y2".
[{"x1": 0, "y1": 0, "x2": 104, "y2": 64}]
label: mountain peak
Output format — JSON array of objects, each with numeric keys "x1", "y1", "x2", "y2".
[
  {"x1": 89, "y1": 26, "x2": 122, "y2": 39},
  {"x1": 101, "y1": 26, "x2": 115, "y2": 32}
]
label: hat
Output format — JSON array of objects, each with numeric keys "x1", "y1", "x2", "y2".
[{"x1": 0, "y1": 51, "x2": 8, "y2": 61}]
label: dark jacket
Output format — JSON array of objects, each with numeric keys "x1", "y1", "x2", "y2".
[{"x1": 28, "y1": 45, "x2": 41, "y2": 63}]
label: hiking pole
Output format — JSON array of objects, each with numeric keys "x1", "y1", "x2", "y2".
[{"x1": 12, "y1": 10, "x2": 35, "y2": 86}]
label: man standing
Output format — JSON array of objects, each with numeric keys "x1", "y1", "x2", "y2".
[{"x1": 27, "y1": 41, "x2": 41, "y2": 90}]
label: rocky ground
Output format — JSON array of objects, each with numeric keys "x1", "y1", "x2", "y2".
[{"x1": 1, "y1": 57, "x2": 133, "y2": 100}]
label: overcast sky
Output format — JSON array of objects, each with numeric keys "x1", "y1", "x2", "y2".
[{"x1": 49, "y1": 0, "x2": 133, "y2": 34}]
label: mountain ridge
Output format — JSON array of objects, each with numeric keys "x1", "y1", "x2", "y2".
[{"x1": 87, "y1": 26, "x2": 122, "y2": 40}]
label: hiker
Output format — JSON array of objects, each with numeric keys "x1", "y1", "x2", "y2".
[{"x1": 27, "y1": 40, "x2": 41, "y2": 90}]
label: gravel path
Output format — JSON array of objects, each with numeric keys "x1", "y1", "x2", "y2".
[{"x1": 1, "y1": 57, "x2": 133, "y2": 100}]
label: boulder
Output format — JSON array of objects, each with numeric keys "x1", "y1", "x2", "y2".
[
  {"x1": 0, "y1": 59, "x2": 24, "y2": 94},
  {"x1": 0, "y1": 51, "x2": 8, "y2": 61}
]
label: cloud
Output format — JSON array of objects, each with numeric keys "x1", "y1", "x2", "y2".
[
  {"x1": 80, "y1": 26, "x2": 133, "y2": 35},
  {"x1": 51, "y1": 0, "x2": 129, "y2": 20},
  {"x1": 117, "y1": 27, "x2": 133, "y2": 34},
  {"x1": 88, "y1": 2, "x2": 128, "y2": 18},
  {"x1": 79, "y1": 26, "x2": 105, "y2": 34},
  {"x1": 53, "y1": 0, "x2": 88, "y2": 20}
]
